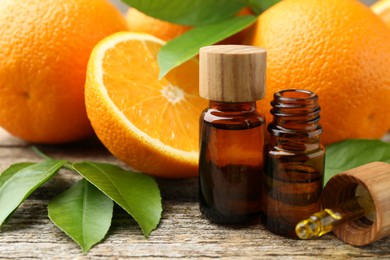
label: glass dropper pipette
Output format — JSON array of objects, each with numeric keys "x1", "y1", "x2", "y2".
[{"x1": 296, "y1": 185, "x2": 376, "y2": 239}]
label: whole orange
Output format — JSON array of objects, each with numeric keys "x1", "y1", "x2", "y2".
[
  {"x1": 247, "y1": 0, "x2": 390, "y2": 145},
  {"x1": 126, "y1": 7, "x2": 252, "y2": 43},
  {"x1": 125, "y1": 8, "x2": 191, "y2": 41},
  {"x1": 0, "y1": 0, "x2": 128, "y2": 144},
  {"x1": 372, "y1": 0, "x2": 390, "y2": 27}
]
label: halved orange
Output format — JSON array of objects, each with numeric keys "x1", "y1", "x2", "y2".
[{"x1": 85, "y1": 32, "x2": 207, "y2": 178}]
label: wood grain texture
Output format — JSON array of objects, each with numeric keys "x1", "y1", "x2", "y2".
[
  {"x1": 199, "y1": 45, "x2": 266, "y2": 102},
  {"x1": 323, "y1": 162, "x2": 390, "y2": 246},
  {"x1": 1, "y1": 128, "x2": 390, "y2": 259}
]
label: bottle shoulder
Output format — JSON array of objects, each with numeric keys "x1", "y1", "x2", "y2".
[
  {"x1": 267, "y1": 143, "x2": 325, "y2": 156},
  {"x1": 201, "y1": 107, "x2": 265, "y2": 130}
]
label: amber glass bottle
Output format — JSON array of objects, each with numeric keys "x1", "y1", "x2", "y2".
[
  {"x1": 198, "y1": 45, "x2": 267, "y2": 224},
  {"x1": 263, "y1": 89, "x2": 325, "y2": 237}
]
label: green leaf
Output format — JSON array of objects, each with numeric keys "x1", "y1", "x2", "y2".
[
  {"x1": 0, "y1": 162, "x2": 35, "y2": 224},
  {"x1": 246, "y1": 0, "x2": 281, "y2": 14},
  {"x1": 158, "y1": 15, "x2": 258, "y2": 79},
  {"x1": 0, "y1": 160, "x2": 67, "y2": 226},
  {"x1": 48, "y1": 179, "x2": 113, "y2": 253},
  {"x1": 122, "y1": 0, "x2": 246, "y2": 26},
  {"x1": 0, "y1": 162, "x2": 35, "y2": 187},
  {"x1": 72, "y1": 162, "x2": 162, "y2": 237},
  {"x1": 324, "y1": 139, "x2": 390, "y2": 184}
]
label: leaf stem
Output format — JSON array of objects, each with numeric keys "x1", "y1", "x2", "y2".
[
  {"x1": 31, "y1": 146, "x2": 53, "y2": 161},
  {"x1": 63, "y1": 163, "x2": 76, "y2": 172},
  {"x1": 31, "y1": 146, "x2": 75, "y2": 172}
]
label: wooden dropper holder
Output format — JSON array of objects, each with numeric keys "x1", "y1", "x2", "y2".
[{"x1": 322, "y1": 162, "x2": 390, "y2": 246}]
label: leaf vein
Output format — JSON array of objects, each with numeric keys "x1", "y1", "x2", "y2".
[{"x1": 83, "y1": 163, "x2": 136, "y2": 216}]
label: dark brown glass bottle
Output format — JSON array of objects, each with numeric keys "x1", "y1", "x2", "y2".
[
  {"x1": 198, "y1": 45, "x2": 267, "y2": 224},
  {"x1": 199, "y1": 101, "x2": 265, "y2": 223},
  {"x1": 262, "y1": 89, "x2": 325, "y2": 237}
]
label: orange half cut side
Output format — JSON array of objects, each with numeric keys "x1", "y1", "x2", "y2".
[{"x1": 85, "y1": 32, "x2": 207, "y2": 178}]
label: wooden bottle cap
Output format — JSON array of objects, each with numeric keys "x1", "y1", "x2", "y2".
[
  {"x1": 322, "y1": 162, "x2": 390, "y2": 246},
  {"x1": 199, "y1": 45, "x2": 266, "y2": 102}
]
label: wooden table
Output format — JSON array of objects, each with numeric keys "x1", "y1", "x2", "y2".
[{"x1": 1, "y1": 127, "x2": 389, "y2": 259}]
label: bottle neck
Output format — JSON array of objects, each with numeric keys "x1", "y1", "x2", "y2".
[
  {"x1": 208, "y1": 101, "x2": 257, "y2": 112},
  {"x1": 268, "y1": 89, "x2": 322, "y2": 137},
  {"x1": 268, "y1": 89, "x2": 322, "y2": 151}
]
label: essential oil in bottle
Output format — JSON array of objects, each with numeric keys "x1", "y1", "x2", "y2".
[
  {"x1": 262, "y1": 89, "x2": 325, "y2": 237},
  {"x1": 198, "y1": 45, "x2": 267, "y2": 224}
]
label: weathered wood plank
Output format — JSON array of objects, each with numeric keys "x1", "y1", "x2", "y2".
[
  {"x1": 1, "y1": 199, "x2": 389, "y2": 259},
  {"x1": 1, "y1": 128, "x2": 390, "y2": 258}
]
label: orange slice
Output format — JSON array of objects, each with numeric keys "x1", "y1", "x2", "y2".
[
  {"x1": 372, "y1": 0, "x2": 390, "y2": 27},
  {"x1": 85, "y1": 32, "x2": 207, "y2": 178}
]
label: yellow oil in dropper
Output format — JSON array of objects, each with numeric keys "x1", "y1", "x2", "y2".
[{"x1": 296, "y1": 185, "x2": 376, "y2": 239}]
